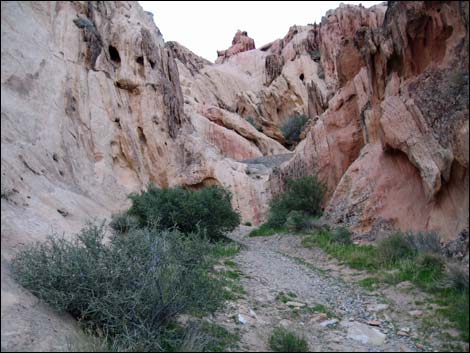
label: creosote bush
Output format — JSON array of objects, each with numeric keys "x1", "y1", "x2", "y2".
[
  {"x1": 127, "y1": 184, "x2": 240, "y2": 241},
  {"x1": 267, "y1": 176, "x2": 324, "y2": 228},
  {"x1": 269, "y1": 327, "x2": 309, "y2": 352},
  {"x1": 11, "y1": 223, "x2": 226, "y2": 351},
  {"x1": 377, "y1": 232, "x2": 442, "y2": 265},
  {"x1": 280, "y1": 115, "x2": 309, "y2": 146},
  {"x1": 376, "y1": 232, "x2": 414, "y2": 264}
]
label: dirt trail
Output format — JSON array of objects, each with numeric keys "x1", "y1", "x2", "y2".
[{"x1": 210, "y1": 226, "x2": 457, "y2": 352}]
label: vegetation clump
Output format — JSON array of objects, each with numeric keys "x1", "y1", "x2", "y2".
[
  {"x1": 269, "y1": 327, "x2": 309, "y2": 352},
  {"x1": 12, "y1": 184, "x2": 243, "y2": 351},
  {"x1": 280, "y1": 115, "x2": 309, "y2": 146},
  {"x1": 124, "y1": 184, "x2": 240, "y2": 241},
  {"x1": 12, "y1": 223, "x2": 229, "y2": 351},
  {"x1": 267, "y1": 176, "x2": 324, "y2": 228},
  {"x1": 302, "y1": 230, "x2": 469, "y2": 340},
  {"x1": 330, "y1": 227, "x2": 352, "y2": 245}
]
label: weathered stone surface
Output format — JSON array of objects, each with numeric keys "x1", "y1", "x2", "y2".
[
  {"x1": 216, "y1": 30, "x2": 255, "y2": 64},
  {"x1": 319, "y1": 2, "x2": 386, "y2": 90},
  {"x1": 0, "y1": 2, "x2": 271, "y2": 351},
  {"x1": 321, "y1": 1, "x2": 469, "y2": 241},
  {"x1": 2, "y1": 1, "x2": 469, "y2": 350},
  {"x1": 341, "y1": 320, "x2": 386, "y2": 346},
  {"x1": 270, "y1": 68, "x2": 369, "y2": 199},
  {"x1": 380, "y1": 96, "x2": 453, "y2": 200}
]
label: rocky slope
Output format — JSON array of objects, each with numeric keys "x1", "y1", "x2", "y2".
[{"x1": 1, "y1": 1, "x2": 468, "y2": 351}]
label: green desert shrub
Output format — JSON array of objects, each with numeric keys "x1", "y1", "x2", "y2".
[
  {"x1": 127, "y1": 184, "x2": 240, "y2": 241},
  {"x1": 413, "y1": 253, "x2": 446, "y2": 289},
  {"x1": 285, "y1": 211, "x2": 307, "y2": 232},
  {"x1": 267, "y1": 176, "x2": 324, "y2": 228},
  {"x1": 377, "y1": 232, "x2": 444, "y2": 266},
  {"x1": 280, "y1": 115, "x2": 309, "y2": 145},
  {"x1": 331, "y1": 227, "x2": 353, "y2": 245},
  {"x1": 11, "y1": 223, "x2": 224, "y2": 351},
  {"x1": 405, "y1": 231, "x2": 442, "y2": 256},
  {"x1": 109, "y1": 212, "x2": 139, "y2": 234},
  {"x1": 376, "y1": 233, "x2": 414, "y2": 264},
  {"x1": 445, "y1": 262, "x2": 469, "y2": 292},
  {"x1": 269, "y1": 327, "x2": 309, "y2": 352}
]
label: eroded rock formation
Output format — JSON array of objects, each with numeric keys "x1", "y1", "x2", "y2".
[
  {"x1": 216, "y1": 30, "x2": 256, "y2": 64},
  {"x1": 1, "y1": 1, "x2": 469, "y2": 350}
]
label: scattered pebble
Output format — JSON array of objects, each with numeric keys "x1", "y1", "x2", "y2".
[
  {"x1": 319, "y1": 319, "x2": 338, "y2": 327},
  {"x1": 408, "y1": 310, "x2": 423, "y2": 317},
  {"x1": 285, "y1": 301, "x2": 305, "y2": 307},
  {"x1": 367, "y1": 303, "x2": 389, "y2": 312},
  {"x1": 238, "y1": 314, "x2": 247, "y2": 324},
  {"x1": 367, "y1": 320, "x2": 381, "y2": 327}
]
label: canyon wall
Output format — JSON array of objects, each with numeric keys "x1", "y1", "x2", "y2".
[
  {"x1": 270, "y1": 1, "x2": 469, "y2": 243},
  {"x1": 1, "y1": 1, "x2": 468, "y2": 351}
]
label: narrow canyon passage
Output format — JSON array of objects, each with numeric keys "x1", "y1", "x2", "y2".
[{"x1": 209, "y1": 226, "x2": 453, "y2": 352}]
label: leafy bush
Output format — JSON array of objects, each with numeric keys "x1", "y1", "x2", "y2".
[
  {"x1": 11, "y1": 224, "x2": 225, "y2": 351},
  {"x1": 267, "y1": 176, "x2": 324, "y2": 228},
  {"x1": 331, "y1": 227, "x2": 352, "y2": 245},
  {"x1": 127, "y1": 184, "x2": 240, "y2": 241},
  {"x1": 280, "y1": 115, "x2": 309, "y2": 145},
  {"x1": 269, "y1": 327, "x2": 309, "y2": 352},
  {"x1": 377, "y1": 232, "x2": 443, "y2": 266},
  {"x1": 285, "y1": 211, "x2": 307, "y2": 232},
  {"x1": 376, "y1": 233, "x2": 414, "y2": 264},
  {"x1": 109, "y1": 212, "x2": 139, "y2": 234}
]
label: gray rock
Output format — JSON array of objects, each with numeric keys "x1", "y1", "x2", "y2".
[
  {"x1": 366, "y1": 303, "x2": 389, "y2": 312},
  {"x1": 341, "y1": 321, "x2": 386, "y2": 345},
  {"x1": 319, "y1": 319, "x2": 338, "y2": 327},
  {"x1": 238, "y1": 314, "x2": 247, "y2": 324}
]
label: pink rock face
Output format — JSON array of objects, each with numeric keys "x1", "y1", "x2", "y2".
[
  {"x1": 269, "y1": 1, "x2": 468, "y2": 243},
  {"x1": 269, "y1": 70, "x2": 367, "y2": 198},
  {"x1": 318, "y1": 1, "x2": 469, "y2": 240},
  {"x1": 216, "y1": 30, "x2": 255, "y2": 64},
  {"x1": 319, "y1": 3, "x2": 386, "y2": 90},
  {"x1": 326, "y1": 144, "x2": 469, "y2": 242}
]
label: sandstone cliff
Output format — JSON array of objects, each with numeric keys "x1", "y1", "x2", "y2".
[
  {"x1": 1, "y1": 1, "x2": 469, "y2": 351},
  {"x1": 268, "y1": 1, "x2": 469, "y2": 243}
]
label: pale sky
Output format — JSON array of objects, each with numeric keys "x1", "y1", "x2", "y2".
[{"x1": 139, "y1": 1, "x2": 384, "y2": 62}]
